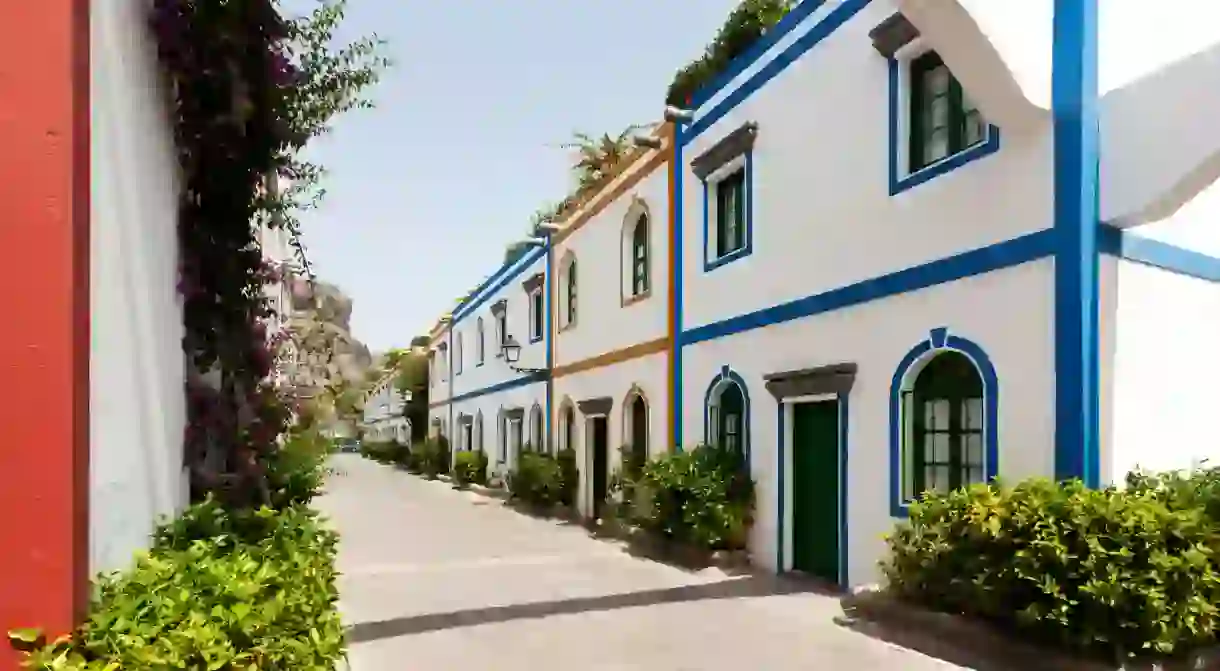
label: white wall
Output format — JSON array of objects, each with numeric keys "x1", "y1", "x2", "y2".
[
  {"x1": 552, "y1": 153, "x2": 670, "y2": 366},
  {"x1": 680, "y1": 0, "x2": 1053, "y2": 331},
  {"x1": 450, "y1": 251, "x2": 547, "y2": 396},
  {"x1": 89, "y1": 0, "x2": 187, "y2": 573},
  {"x1": 682, "y1": 260, "x2": 1056, "y2": 586},
  {"x1": 1106, "y1": 176, "x2": 1220, "y2": 482},
  {"x1": 450, "y1": 381, "x2": 547, "y2": 479},
  {"x1": 554, "y1": 352, "x2": 670, "y2": 517}
]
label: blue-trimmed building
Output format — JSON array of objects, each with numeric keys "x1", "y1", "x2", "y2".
[{"x1": 668, "y1": 0, "x2": 1220, "y2": 587}]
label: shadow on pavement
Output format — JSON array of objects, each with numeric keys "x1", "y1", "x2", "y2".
[{"x1": 347, "y1": 573, "x2": 833, "y2": 644}]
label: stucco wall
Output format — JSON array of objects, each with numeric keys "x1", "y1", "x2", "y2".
[
  {"x1": 679, "y1": 0, "x2": 1053, "y2": 332},
  {"x1": 682, "y1": 260, "x2": 1055, "y2": 586},
  {"x1": 552, "y1": 159, "x2": 670, "y2": 366},
  {"x1": 450, "y1": 382, "x2": 547, "y2": 479},
  {"x1": 89, "y1": 0, "x2": 188, "y2": 573},
  {"x1": 451, "y1": 251, "x2": 547, "y2": 395}
]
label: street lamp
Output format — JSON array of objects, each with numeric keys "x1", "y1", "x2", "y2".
[{"x1": 501, "y1": 335, "x2": 547, "y2": 374}]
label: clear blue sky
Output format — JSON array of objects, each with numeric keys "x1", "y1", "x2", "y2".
[{"x1": 296, "y1": 1, "x2": 739, "y2": 353}]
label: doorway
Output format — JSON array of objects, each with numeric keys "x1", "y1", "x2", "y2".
[
  {"x1": 462, "y1": 423, "x2": 473, "y2": 452},
  {"x1": 629, "y1": 394, "x2": 647, "y2": 470},
  {"x1": 588, "y1": 416, "x2": 609, "y2": 520},
  {"x1": 790, "y1": 399, "x2": 841, "y2": 584}
]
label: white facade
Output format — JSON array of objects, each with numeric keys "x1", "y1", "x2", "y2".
[
  {"x1": 89, "y1": 0, "x2": 188, "y2": 573},
  {"x1": 672, "y1": 0, "x2": 1220, "y2": 588},
  {"x1": 426, "y1": 318, "x2": 452, "y2": 441},
  {"x1": 447, "y1": 248, "x2": 549, "y2": 480},
  {"x1": 363, "y1": 374, "x2": 411, "y2": 443},
  {"x1": 551, "y1": 131, "x2": 673, "y2": 518}
]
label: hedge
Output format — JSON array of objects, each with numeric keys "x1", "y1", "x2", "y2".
[
  {"x1": 10, "y1": 429, "x2": 346, "y2": 670},
  {"x1": 452, "y1": 450, "x2": 489, "y2": 487},
  {"x1": 883, "y1": 470, "x2": 1220, "y2": 662},
  {"x1": 507, "y1": 449, "x2": 578, "y2": 508}
]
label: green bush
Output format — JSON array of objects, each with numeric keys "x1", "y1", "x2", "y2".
[
  {"x1": 412, "y1": 436, "x2": 450, "y2": 478},
  {"x1": 265, "y1": 428, "x2": 335, "y2": 508},
  {"x1": 453, "y1": 450, "x2": 489, "y2": 487},
  {"x1": 556, "y1": 448, "x2": 579, "y2": 507},
  {"x1": 665, "y1": 0, "x2": 795, "y2": 105},
  {"x1": 11, "y1": 499, "x2": 345, "y2": 670},
  {"x1": 508, "y1": 451, "x2": 566, "y2": 507},
  {"x1": 360, "y1": 439, "x2": 405, "y2": 465},
  {"x1": 629, "y1": 445, "x2": 753, "y2": 551},
  {"x1": 883, "y1": 474, "x2": 1220, "y2": 661}
]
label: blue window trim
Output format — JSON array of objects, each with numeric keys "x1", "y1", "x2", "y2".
[
  {"x1": 775, "y1": 393, "x2": 849, "y2": 585},
  {"x1": 703, "y1": 152, "x2": 754, "y2": 272},
  {"x1": 702, "y1": 365, "x2": 751, "y2": 461},
  {"x1": 528, "y1": 287, "x2": 544, "y2": 344},
  {"x1": 888, "y1": 328, "x2": 999, "y2": 518},
  {"x1": 887, "y1": 56, "x2": 1001, "y2": 196},
  {"x1": 475, "y1": 317, "x2": 485, "y2": 367}
]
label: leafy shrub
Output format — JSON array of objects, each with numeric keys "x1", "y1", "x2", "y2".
[
  {"x1": 453, "y1": 450, "x2": 489, "y2": 487},
  {"x1": 412, "y1": 436, "x2": 450, "y2": 478},
  {"x1": 665, "y1": 0, "x2": 795, "y2": 105},
  {"x1": 11, "y1": 500, "x2": 345, "y2": 670},
  {"x1": 360, "y1": 439, "x2": 405, "y2": 465},
  {"x1": 556, "y1": 448, "x2": 579, "y2": 506},
  {"x1": 883, "y1": 475, "x2": 1220, "y2": 661},
  {"x1": 265, "y1": 428, "x2": 335, "y2": 508},
  {"x1": 629, "y1": 445, "x2": 753, "y2": 550},
  {"x1": 508, "y1": 452, "x2": 566, "y2": 507}
]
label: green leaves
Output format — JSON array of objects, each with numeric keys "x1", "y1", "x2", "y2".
[
  {"x1": 12, "y1": 501, "x2": 346, "y2": 670},
  {"x1": 453, "y1": 450, "x2": 490, "y2": 488},
  {"x1": 624, "y1": 445, "x2": 754, "y2": 551},
  {"x1": 882, "y1": 472, "x2": 1220, "y2": 661},
  {"x1": 507, "y1": 451, "x2": 575, "y2": 508}
]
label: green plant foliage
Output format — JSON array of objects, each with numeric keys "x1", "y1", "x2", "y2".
[
  {"x1": 265, "y1": 427, "x2": 337, "y2": 508},
  {"x1": 10, "y1": 501, "x2": 344, "y2": 670},
  {"x1": 883, "y1": 472, "x2": 1220, "y2": 661},
  {"x1": 665, "y1": 0, "x2": 795, "y2": 106},
  {"x1": 453, "y1": 450, "x2": 489, "y2": 488},
  {"x1": 507, "y1": 452, "x2": 561, "y2": 506},
  {"x1": 411, "y1": 437, "x2": 451, "y2": 478},
  {"x1": 359, "y1": 439, "x2": 407, "y2": 465},
  {"x1": 626, "y1": 445, "x2": 754, "y2": 551}
]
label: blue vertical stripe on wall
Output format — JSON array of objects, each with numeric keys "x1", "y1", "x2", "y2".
[
  {"x1": 1051, "y1": 0, "x2": 1101, "y2": 487},
  {"x1": 545, "y1": 239, "x2": 553, "y2": 450},
  {"x1": 672, "y1": 123, "x2": 685, "y2": 450}
]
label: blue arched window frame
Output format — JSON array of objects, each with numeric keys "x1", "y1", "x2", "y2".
[{"x1": 702, "y1": 365, "x2": 751, "y2": 462}]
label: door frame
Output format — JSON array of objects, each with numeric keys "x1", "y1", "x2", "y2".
[
  {"x1": 582, "y1": 413, "x2": 609, "y2": 518},
  {"x1": 778, "y1": 393, "x2": 849, "y2": 585}
]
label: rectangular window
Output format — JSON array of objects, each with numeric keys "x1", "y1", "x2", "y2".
[
  {"x1": 496, "y1": 313, "x2": 507, "y2": 348},
  {"x1": 909, "y1": 51, "x2": 988, "y2": 174},
  {"x1": 715, "y1": 168, "x2": 747, "y2": 259},
  {"x1": 529, "y1": 289, "x2": 543, "y2": 342}
]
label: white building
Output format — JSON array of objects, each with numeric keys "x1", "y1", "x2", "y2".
[
  {"x1": 671, "y1": 0, "x2": 1220, "y2": 588},
  {"x1": 363, "y1": 373, "x2": 411, "y2": 443},
  {"x1": 426, "y1": 316, "x2": 452, "y2": 441},
  {"x1": 550, "y1": 124, "x2": 675, "y2": 519},
  {"x1": 445, "y1": 246, "x2": 550, "y2": 482}
]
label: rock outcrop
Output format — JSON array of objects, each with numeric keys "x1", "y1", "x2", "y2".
[{"x1": 280, "y1": 278, "x2": 373, "y2": 422}]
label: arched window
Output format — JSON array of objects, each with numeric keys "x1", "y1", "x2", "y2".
[
  {"x1": 455, "y1": 333, "x2": 464, "y2": 374},
  {"x1": 623, "y1": 388, "x2": 648, "y2": 474},
  {"x1": 630, "y1": 214, "x2": 649, "y2": 296},
  {"x1": 476, "y1": 317, "x2": 485, "y2": 365},
  {"x1": 530, "y1": 403, "x2": 544, "y2": 451},
  {"x1": 560, "y1": 402, "x2": 576, "y2": 453},
  {"x1": 475, "y1": 410, "x2": 484, "y2": 452},
  {"x1": 566, "y1": 259, "x2": 578, "y2": 326},
  {"x1": 704, "y1": 368, "x2": 750, "y2": 459},
  {"x1": 901, "y1": 350, "x2": 985, "y2": 496}
]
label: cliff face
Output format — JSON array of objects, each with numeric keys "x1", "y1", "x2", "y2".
[{"x1": 280, "y1": 279, "x2": 373, "y2": 423}]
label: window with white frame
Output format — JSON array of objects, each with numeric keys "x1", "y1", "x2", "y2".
[
  {"x1": 455, "y1": 333, "x2": 463, "y2": 375},
  {"x1": 529, "y1": 404, "x2": 543, "y2": 451},
  {"x1": 710, "y1": 165, "x2": 746, "y2": 261},
  {"x1": 693, "y1": 121, "x2": 757, "y2": 270},
  {"x1": 906, "y1": 51, "x2": 988, "y2": 174},
  {"x1": 496, "y1": 311, "x2": 507, "y2": 349},
  {"x1": 528, "y1": 288, "x2": 543, "y2": 342},
  {"x1": 559, "y1": 253, "x2": 578, "y2": 329},
  {"x1": 899, "y1": 350, "x2": 986, "y2": 499},
  {"x1": 621, "y1": 201, "x2": 652, "y2": 301},
  {"x1": 476, "y1": 317, "x2": 485, "y2": 365}
]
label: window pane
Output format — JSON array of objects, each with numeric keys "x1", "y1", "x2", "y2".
[
  {"x1": 931, "y1": 433, "x2": 950, "y2": 463},
  {"x1": 965, "y1": 433, "x2": 984, "y2": 468},
  {"x1": 926, "y1": 399, "x2": 950, "y2": 430},
  {"x1": 929, "y1": 96, "x2": 949, "y2": 130},
  {"x1": 927, "y1": 65, "x2": 950, "y2": 95},
  {"x1": 924, "y1": 128, "x2": 949, "y2": 164},
  {"x1": 967, "y1": 467, "x2": 984, "y2": 485},
  {"x1": 709, "y1": 406, "x2": 719, "y2": 447},
  {"x1": 963, "y1": 398, "x2": 983, "y2": 430}
]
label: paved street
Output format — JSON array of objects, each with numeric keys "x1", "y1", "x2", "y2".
[{"x1": 319, "y1": 455, "x2": 969, "y2": 671}]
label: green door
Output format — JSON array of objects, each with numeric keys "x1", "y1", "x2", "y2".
[{"x1": 791, "y1": 400, "x2": 841, "y2": 584}]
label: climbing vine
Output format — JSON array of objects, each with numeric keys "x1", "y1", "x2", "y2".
[{"x1": 151, "y1": 0, "x2": 386, "y2": 506}]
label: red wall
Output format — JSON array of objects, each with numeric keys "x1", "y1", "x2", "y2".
[{"x1": 0, "y1": 0, "x2": 90, "y2": 668}]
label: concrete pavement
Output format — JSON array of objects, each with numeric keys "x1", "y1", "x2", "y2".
[{"x1": 318, "y1": 454, "x2": 970, "y2": 671}]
